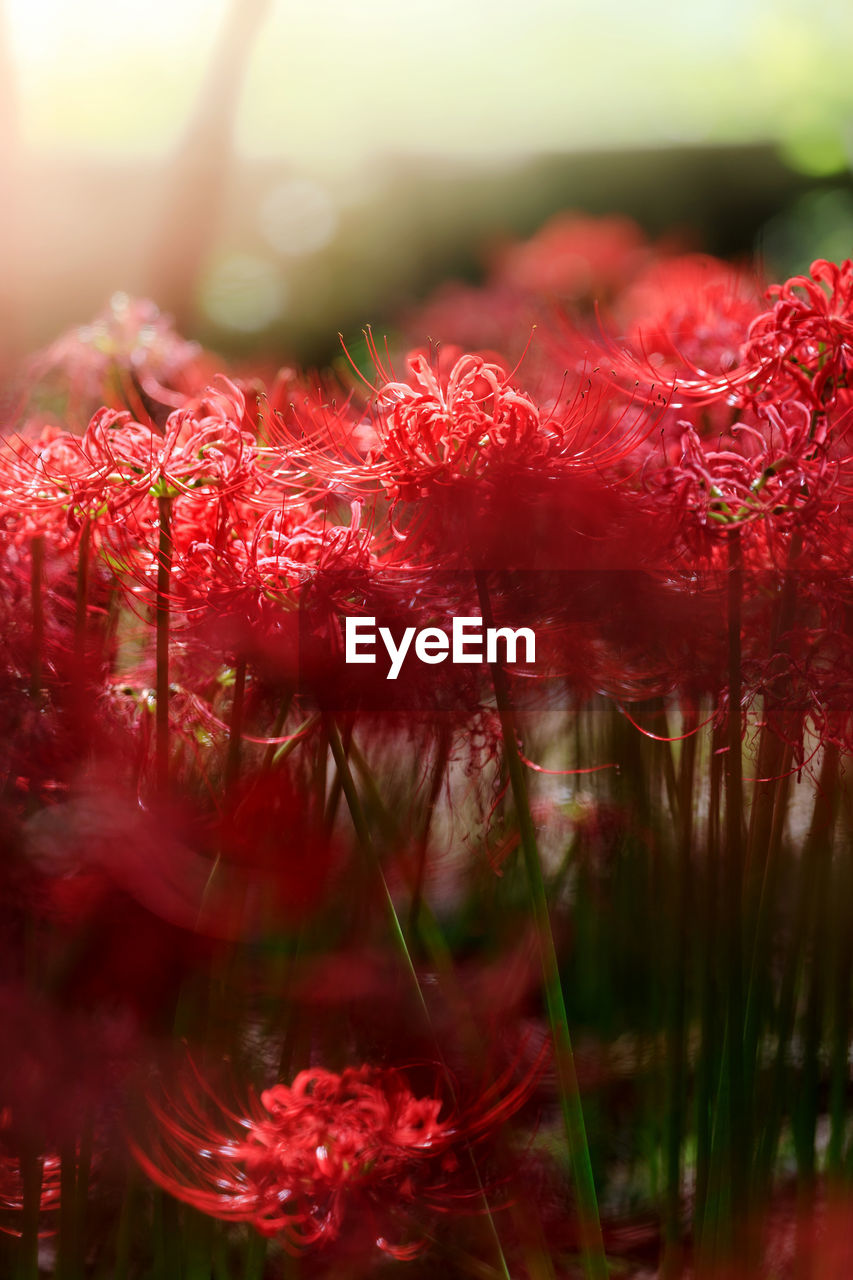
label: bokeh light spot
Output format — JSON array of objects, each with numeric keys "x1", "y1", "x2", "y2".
[
  {"x1": 259, "y1": 179, "x2": 338, "y2": 257},
  {"x1": 199, "y1": 253, "x2": 286, "y2": 332}
]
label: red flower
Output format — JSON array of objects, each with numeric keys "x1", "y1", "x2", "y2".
[
  {"x1": 132, "y1": 1054, "x2": 540, "y2": 1258},
  {"x1": 496, "y1": 212, "x2": 650, "y2": 302},
  {"x1": 615, "y1": 254, "x2": 765, "y2": 384},
  {"x1": 657, "y1": 398, "x2": 837, "y2": 549},
  {"x1": 278, "y1": 344, "x2": 655, "y2": 517},
  {"x1": 745, "y1": 258, "x2": 853, "y2": 410},
  {"x1": 25, "y1": 294, "x2": 213, "y2": 428}
]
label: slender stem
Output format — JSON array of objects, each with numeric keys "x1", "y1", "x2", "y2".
[
  {"x1": 158, "y1": 1191, "x2": 183, "y2": 1278},
  {"x1": 261, "y1": 692, "x2": 293, "y2": 771},
  {"x1": 744, "y1": 533, "x2": 801, "y2": 892},
  {"x1": 828, "y1": 779, "x2": 853, "y2": 1177},
  {"x1": 184, "y1": 1208, "x2": 215, "y2": 1280},
  {"x1": 277, "y1": 931, "x2": 306, "y2": 1080},
  {"x1": 696, "y1": 718, "x2": 723, "y2": 1259},
  {"x1": 744, "y1": 739, "x2": 795, "y2": 1186},
  {"x1": 224, "y1": 657, "x2": 247, "y2": 790},
  {"x1": 792, "y1": 745, "x2": 838, "y2": 1185},
  {"x1": 155, "y1": 495, "x2": 173, "y2": 793},
  {"x1": 324, "y1": 717, "x2": 431, "y2": 1026},
  {"x1": 662, "y1": 704, "x2": 697, "y2": 1276},
  {"x1": 113, "y1": 1168, "x2": 136, "y2": 1279},
  {"x1": 475, "y1": 571, "x2": 608, "y2": 1280},
  {"x1": 58, "y1": 1143, "x2": 78, "y2": 1280},
  {"x1": 757, "y1": 746, "x2": 838, "y2": 1188},
  {"x1": 324, "y1": 714, "x2": 513, "y2": 1280},
  {"x1": 244, "y1": 1229, "x2": 267, "y2": 1280},
  {"x1": 408, "y1": 722, "x2": 452, "y2": 935},
  {"x1": 323, "y1": 720, "x2": 350, "y2": 837},
  {"x1": 718, "y1": 530, "x2": 748, "y2": 1253}
]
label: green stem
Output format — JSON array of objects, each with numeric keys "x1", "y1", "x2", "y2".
[
  {"x1": 408, "y1": 723, "x2": 452, "y2": 935},
  {"x1": 757, "y1": 745, "x2": 839, "y2": 1189},
  {"x1": 156, "y1": 1191, "x2": 183, "y2": 1279},
  {"x1": 695, "y1": 717, "x2": 723, "y2": 1253},
  {"x1": 792, "y1": 745, "x2": 839, "y2": 1185},
  {"x1": 324, "y1": 717, "x2": 432, "y2": 1029},
  {"x1": 324, "y1": 714, "x2": 513, "y2": 1280},
  {"x1": 713, "y1": 530, "x2": 748, "y2": 1255},
  {"x1": 277, "y1": 931, "x2": 307, "y2": 1080},
  {"x1": 662, "y1": 704, "x2": 697, "y2": 1276},
  {"x1": 224, "y1": 657, "x2": 247, "y2": 790},
  {"x1": 744, "y1": 741, "x2": 795, "y2": 1192},
  {"x1": 244, "y1": 1229, "x2": 267, "y2": 1280},
  {"x1": 744, "y1": 533, "x2": 801, "y2": 894},
  {"x1": 261, "y1": 692, "x2": 293, "y2": 771},
  {"x1": 184, "y1": 1209, "x2": 214, "y2": 1280},
  {"x1": 475, "y1": 571, "x2": 608, "y2": 1280}
]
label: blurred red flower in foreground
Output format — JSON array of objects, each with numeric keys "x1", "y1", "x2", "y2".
[{"x1": 133, "y1": 1055, "x2": 539, "y2": 1259}]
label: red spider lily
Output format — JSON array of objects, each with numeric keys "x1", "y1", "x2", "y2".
[
  {"x1": 1, "y1": 379, "x2": 307, "y2": 641},
  {"x1": 132, "y1": 1053, "x2": 541, "y2": 1258},
  {"x1": 369, "y1": 348, "x2": 652, "y2": 495},
  {"x1": 373, "y1": 350, "x2": 547, "y2": 497},
  {"x1": 594, "y1": 257, "x2": 853, "y2": 423},
  {"x1": 0, "y1": 426, "x2": 87, "y2": 544},
  {"x1": 1, "y1": 378, "x2": 272, "y2": 547},
  {"x1": 496, "y1": 212, "x2": 651, "y2": 303},
  {"x1": 247, "y1": 507, "x2": 377, "y2": 606},
  {"x1": 402, "y1": 282, "x2": 535, "y2": 370},
  {"x1": 744, "y1": 258, "x2": 853, "y2": 410},
  {"x1": 24, "y1": 294, "x2": 213, "y2": 429},
  {"x1": 273, "y1": 347, "x2": 545, "y2": 501},
  {"x1": 654, "y1": 399, "x2": 838, "y2": 550},
  {"x1": 400, "y1": 217, "x2": 651, "y2": 388},
  {"x1": 615, "y1": 254, "x2": 765, "y2": 384},
  {"x1": 547, "y1": 255, "x2": 767, "y2": 463},
  {"x1": 274, "y1": 346, "x2": 661, "y2": 582},
  {"x1": 174, "y1": 505, "x2": 403, "y2": 704}
]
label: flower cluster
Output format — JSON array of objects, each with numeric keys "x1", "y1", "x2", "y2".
[{"x1": 4, "y1": 223, "x2": 853, "y2": 1277}]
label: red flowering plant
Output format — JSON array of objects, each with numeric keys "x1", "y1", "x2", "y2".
[
  {"x1": 604, "y1": 254, "x2": 766, "y2": 388},
  {"x1": 131, "y1": 1051, "x2": 542, "y2": 1263},
  {"x1": 402, "y1": 214, "x2": 658, "y2": 398},
  {"x1": 22, "y1": 293, "x2": 215, "y2": 430},
  {"x1": 5, "y1": 227, "x2": 853, "y2": 1280},
  {"x1": 743, "y1": 258, "x2": 853, "y2": 412},
  {"x1": 590, "y1": 255, "x2": 853, "y2": 448}
]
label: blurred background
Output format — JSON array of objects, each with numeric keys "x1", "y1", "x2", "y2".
[{"x1": 0, "y1": 0, "x2": 852, "y2": 367}]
